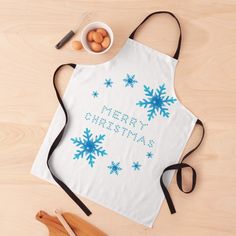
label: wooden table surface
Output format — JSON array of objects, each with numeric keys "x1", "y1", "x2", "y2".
[{"x1": 1, "y1": 0, "x2": 236, "y2": 235}]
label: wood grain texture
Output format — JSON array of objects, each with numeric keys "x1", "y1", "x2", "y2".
[{"x1": 0, "y1": 0, "x2": 236, "y2": 235}]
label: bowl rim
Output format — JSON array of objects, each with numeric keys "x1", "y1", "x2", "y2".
[{"x1": 80, "y1": 21, "x2": 114, "y2": 55}]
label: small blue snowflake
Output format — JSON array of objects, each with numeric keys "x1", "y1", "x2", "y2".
[
  {"x1": 136, "y1": 84, "x2": 177, "y2": 121},
  {"x1": 71, "y1": 128, "x2": 107, "y2": 167},
  {"x1": 123, "y1": 74, "x2": 137, "y2": 87},
  {"x1": 107, "y1": 161, "x2": 122, "y2": 175},
  {"x1": 146, "y1": 152, "x2": 153, "y2": 159},
  {"x1": 104, "y1": 79, "x2": 113, "y2": 88},
  {"x1": 92, "y1": 91, "x2": 99, "y2": 97},
  {"x1": 132, "y1": 161, "x2": 141, "y2": 171}
]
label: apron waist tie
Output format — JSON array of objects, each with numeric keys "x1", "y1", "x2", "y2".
[
  {"x1": 160, "y1": 119, "x2": 205, "y2": 214},
  {"x1": 47, "y1": 63, "x2": 92, "y2": 216}
]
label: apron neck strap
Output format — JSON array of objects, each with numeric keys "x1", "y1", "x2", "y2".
[{"x1": 129, "y1": 11, "x2": 182, "y2": 60}]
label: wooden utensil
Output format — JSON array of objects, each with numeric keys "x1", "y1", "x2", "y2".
[{"x1": 36, "y1": 210, "x2": 107, "y2": 236}]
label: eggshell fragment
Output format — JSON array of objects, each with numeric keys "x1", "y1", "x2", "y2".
[
  {"x1": 92, "y1": 32, "x2": 103, "y2": 43},
  {"x1": 90, "y1": 42, "x2": 102, "y2": 52}
]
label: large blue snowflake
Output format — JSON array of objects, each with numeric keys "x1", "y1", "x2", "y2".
[
  {"x1": 136, "y1": 84, "x2": 177, "y2": 121},
  {"x1": 104, "y1": 79, "x2": 113, "y2": 88},
  {"x1": 132, "y1": 161, "x2": 141, "y2": 171},
  {"x1": 123, "y1": 74, "x2": 137, "y2": 87},
  {"x1": 107, "y1": 161, "x2": 122, "y2": 175},
  {"x1": 71, "y1": 128, "x2": 107, "y2": 167}
]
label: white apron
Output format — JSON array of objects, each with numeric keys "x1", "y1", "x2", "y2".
[{"x1": 31, "y1": 11, "x2": 205, "y2": 227}]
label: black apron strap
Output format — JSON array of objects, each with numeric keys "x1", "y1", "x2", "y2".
[
  {"x1": 160, "y1": 119, "x2": 205, "y2": 214},
  {"x1": 129, "y1": 11, "x2": 182, "y2": 60},
  {"x1": 47, "y1": 63, "x2": 92, "y2": 216}
]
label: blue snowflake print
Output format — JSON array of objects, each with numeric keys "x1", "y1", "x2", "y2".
[
  {"x1": 146, "y1": 152, "x2": 153, "y2": 159},
  {"x1": 136, "y1": 84, "x2": 177, "y2": 121},
  {"x1": 123, "y1": 74, "x2": 137, "y2": 87},
  {"x1": 107, "y1": 161, "x2": 122, "y2": 175},
  {"x1": 104, "y1": 79, "x2": 113, "y2": 88},
  {"x1": 132, "y1": 161, "x2": 141, "y2": 171},
  {"x1": 71, "y1": 128, "x2": 107, "y2": 168},
  {"x1": 92, "y1": 91, "x2": 99, "y2": 98}
]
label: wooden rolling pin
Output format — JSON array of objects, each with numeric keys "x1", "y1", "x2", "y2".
[{"x1": 36, "y1": 211, "x2": 107, "y2": 236}]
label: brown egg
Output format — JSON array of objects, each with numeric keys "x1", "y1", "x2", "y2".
[
  {"x1": 90, "y1": 42, "x2": 102, "y2": 52},
  {"x1": 101, "y1": 36, "x2": 110, "y2": 49},
  {"x1": 92, "y1": 32, "x2": 103, "y2": 43},
  {"x1": 96, "y1": 28, "x2": 107, "y2": 37},
  {"x1": 87, "y1": 30, "x2": 95, "y2": 42},
  {"x1": 72, "y1": 40, "x2": 83, "y2": 50}
]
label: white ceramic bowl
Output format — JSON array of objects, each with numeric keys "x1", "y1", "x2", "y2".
[{"x1": 81, "y1": 21, "x2": 114, "y2": 54}]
